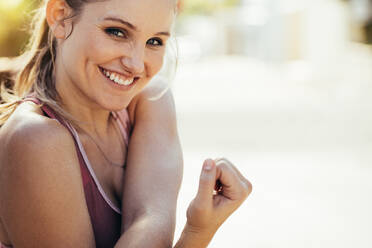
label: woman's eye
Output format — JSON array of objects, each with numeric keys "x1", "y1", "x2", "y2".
[
  {"x1": 147, "y1": 38, "x2": 163, "y2": 46},
  {"x1": 105, "y1": 28, "x2": 127, "y2": 38}
]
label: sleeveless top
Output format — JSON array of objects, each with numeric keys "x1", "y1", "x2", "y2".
[{"x1": 0, "y1": 97, "x2": 132, "y2": 248}]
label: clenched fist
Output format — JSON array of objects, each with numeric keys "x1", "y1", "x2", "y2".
[{"x1": 186, "y1": 158, "x2": 252, "y2": 234}]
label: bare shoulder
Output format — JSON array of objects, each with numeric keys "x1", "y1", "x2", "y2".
[
  {"x1": 0, "y1": 103, "x2": 95, "y2": 247},
  {"x1": 128, "y1": 76, "x2": 176, "y2": 125},
  {"x1": 0, "y1": 102, "x2": 74, "y2": 165}
]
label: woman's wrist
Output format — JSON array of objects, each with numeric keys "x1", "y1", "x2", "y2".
[{"x1": 174, "y1": 223, "x2": 217, "y2": 248}]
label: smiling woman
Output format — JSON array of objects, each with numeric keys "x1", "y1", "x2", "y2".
[{"x1": 0, "y1": 0, "x2": 251, "y2": 247}]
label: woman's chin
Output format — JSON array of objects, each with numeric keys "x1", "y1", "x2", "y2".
[{"x1": 98, "y1": 97, "x2": 132, "y2": 112}]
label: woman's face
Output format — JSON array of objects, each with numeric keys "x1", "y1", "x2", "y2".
[{"x1": 57, "y1": 0, "x2": 175, "y2": 110}]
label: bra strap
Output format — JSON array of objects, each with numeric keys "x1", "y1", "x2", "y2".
[{"x1": 21, "y1": 96, "x2": 72, "y2": 131}]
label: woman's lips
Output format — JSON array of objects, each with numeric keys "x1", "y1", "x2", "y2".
[
  {"x1": 99, "y1": 66, "x2": 136, "y2": 86},
  {"x1": 98, "y1": 66, "x2": 140, "y2": 90}
]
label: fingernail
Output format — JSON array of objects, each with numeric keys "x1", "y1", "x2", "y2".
[{"x1": 203, "y1": 160, "x2": 213, "y2": 171}]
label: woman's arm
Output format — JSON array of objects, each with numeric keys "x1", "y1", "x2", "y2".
[
  {"x1": 115, "y1": 80, "x2": 183, "y2": 248},
  {"x1": 116, "y1": 80, "x2": 252, "y2": 248}
]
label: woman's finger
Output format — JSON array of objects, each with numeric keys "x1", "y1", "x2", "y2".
[
  {"x1": 214, "y1": 162, "x2": 242, "y2": 193},
  {"x1": 215, "y1": 158, "x2": 252, "y2": 193},
  {"x1": 195, "y1": 159, "x2": 217, "y2": 205},
  {"x1": 214, "y1": 158, "x2": 244, "y2": 180}
]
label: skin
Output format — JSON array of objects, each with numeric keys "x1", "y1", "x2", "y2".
[{"x1": 0, "y1": 0, "x2": 252, "y2": 247}]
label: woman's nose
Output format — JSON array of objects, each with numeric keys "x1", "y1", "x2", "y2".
[{"x1": 120, "y1": 46, "x2": 145, "y2": 76}]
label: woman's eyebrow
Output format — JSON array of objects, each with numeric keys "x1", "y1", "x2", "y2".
[
  {"x1": 104, "y1": 17, "x2": 137, "y2": 31},
  {"x1": 103, "y1": 17, "x2": 170, "y2": 37},
  {"x1": 155, "y1": 31, "x2": 170, "y2": 37}
]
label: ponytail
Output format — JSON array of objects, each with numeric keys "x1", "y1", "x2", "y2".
[{"x1": 0, "y1": 2, "x2": 67, "y2": 126}]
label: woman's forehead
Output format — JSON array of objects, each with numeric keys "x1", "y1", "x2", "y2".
[{"x1": 84, "y1": 0, "x2": 175, "y2": 32}]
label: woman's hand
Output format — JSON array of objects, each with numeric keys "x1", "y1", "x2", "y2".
[{"x1": 186, "y1": 158, "x2": 252, "y2": 236}]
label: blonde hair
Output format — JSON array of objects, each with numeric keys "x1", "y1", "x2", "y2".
[
  {"x1": 0, "y1": 0, "x2": 85, "y2": 126},
  {"x1": 0, "y1": 0, "x2": 178, "y2": 126}
]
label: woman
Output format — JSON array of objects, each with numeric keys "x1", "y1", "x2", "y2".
[{"x1": 0, "y1": 0, "x2": 252, "y2": 247}]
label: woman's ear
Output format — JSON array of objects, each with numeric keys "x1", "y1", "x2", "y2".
[{"x1": 46, "y1": 0, "x2": 73, "y2": 39}]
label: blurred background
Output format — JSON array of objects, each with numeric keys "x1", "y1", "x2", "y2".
[{"x1": 1, "y1": 0, "x2": 372, "y2": 247}]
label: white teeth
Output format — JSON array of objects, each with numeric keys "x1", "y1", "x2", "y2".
[
  {"x1": 102, "y1": 68, "x2": 135, "y2": 86},
  {"x1": 124, "y1": 79, "x2": 133, "y2": 86}
]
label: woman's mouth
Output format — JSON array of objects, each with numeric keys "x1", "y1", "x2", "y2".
[{"x1": 98, "y1": 66, "x2": 138, "y2": 87}]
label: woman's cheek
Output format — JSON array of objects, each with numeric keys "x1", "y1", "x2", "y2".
[
  {"x1": 149, "y1": 51, "x2": 165, "y2": 76},
  {"x1": 86, "y1": 34, "x2": 116, "y2": 62}
]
